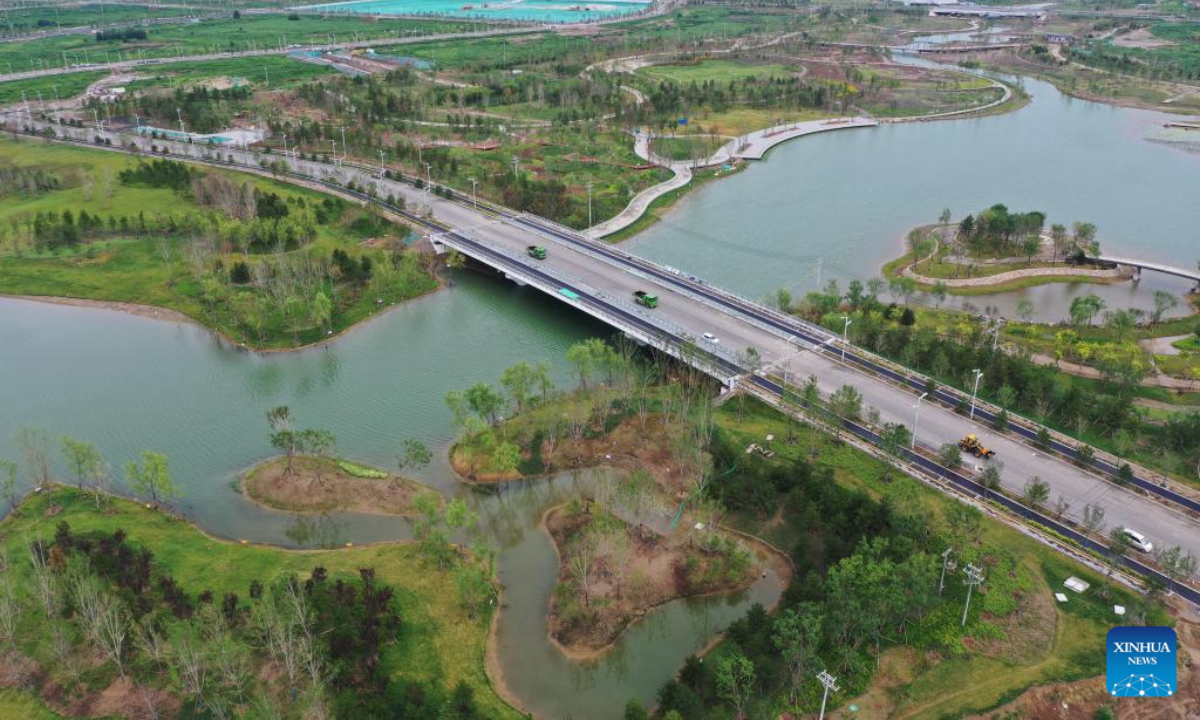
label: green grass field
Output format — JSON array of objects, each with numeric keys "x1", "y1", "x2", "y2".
[
  {"x1": 0, "y1": 137, "x2": 437, "y2": 349},
  {"x1": 0, "y1": 70, "x2": 106, "y2": 105},
  {"x1": 0, "y1": 487, "x2": 520, "y2": 719},
  {"x1": 639, "y1": 59, "x2": 797, "y2": 85},
  {"x1": 0, "y1": 15, "x2": 477, "y2": 71}
]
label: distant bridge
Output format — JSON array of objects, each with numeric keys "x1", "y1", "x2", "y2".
[{"x1": 1095, "y1": 255, "x2": 1200, "y2": 286}]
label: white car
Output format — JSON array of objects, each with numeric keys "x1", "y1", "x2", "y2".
[
  {"x1": 702, "y1": 332, "x2": 720, "y2": 344},
  {"x1": 1120, "y1": 528, "x2": 1154, "y2": 553}
]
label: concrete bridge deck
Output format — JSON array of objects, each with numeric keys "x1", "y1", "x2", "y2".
[
  {"x1": 1096, "y1": 255, "x2": 1200, "y2": 284},
  {"x1": 7, "y1": 115, "x2": 1199, "y2": 595}
]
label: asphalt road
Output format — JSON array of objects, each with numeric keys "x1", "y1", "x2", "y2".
[{"x1": 18, "y1": 119, "x2": 1199, "y2": 571}]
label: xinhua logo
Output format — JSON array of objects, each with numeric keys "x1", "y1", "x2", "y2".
[{"x1": 1106, "y1": 626, "x2": 1176, "y2": 697}]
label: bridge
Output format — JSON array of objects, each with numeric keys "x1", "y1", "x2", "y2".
[
  {"x1": 1096, "y1": 255, "x2": 1200, "y2": 287},
  {"x1": 8, "y1": 116, "x2": 1200, "y2": 599}
]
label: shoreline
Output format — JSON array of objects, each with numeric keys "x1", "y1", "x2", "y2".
[
  {"x1": 239, "y1": 454, "x2": 430, "y2": 518},
  {"x1": 537, "y1": 501, "x2": 791, "y2": 662},
  {"x1": 0, "y1": 271, "x2": 443, "y2": 354}
]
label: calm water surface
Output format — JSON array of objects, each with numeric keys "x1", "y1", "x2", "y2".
[{"x1": 0, "y1": 55, "x2": 1195, "y2": 717}]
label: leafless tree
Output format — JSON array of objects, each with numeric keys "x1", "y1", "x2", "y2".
[
  {"x1": 16, "y1": 427, "x2": 51, "y2": 487},
  {"x1": 568, "y1": 531, "x2": 597, "y2": 607},
  {"x1": 25, "y1": 540, "x2": 57, "y2": 618},
  {"x1": 0, "y1": 570, "x2": 20, "y2": 652}
]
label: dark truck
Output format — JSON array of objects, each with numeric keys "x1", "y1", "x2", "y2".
[
  {"x1": 633, "y1": 290, "x2": 659, "y2": 308},
  {"x1": 526, "y1": 245, "x2": 547, "y2": 260}
]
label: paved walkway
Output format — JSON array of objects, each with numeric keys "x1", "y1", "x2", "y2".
[{"x1": 586, "y1": 117, "x2": 877, "y2": 238}]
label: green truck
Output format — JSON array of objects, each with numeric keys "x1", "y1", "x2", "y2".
[
  {"x1": 526, "y1": 245, "x2": 547, "y2": 260},
  {"x1": 633, "y1": 290, "x2": 659, "y2": 308}
]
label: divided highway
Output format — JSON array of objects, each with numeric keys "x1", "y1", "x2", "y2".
[{"x1": 11, "y1": 118, "x2": 1198, "y2": 592}]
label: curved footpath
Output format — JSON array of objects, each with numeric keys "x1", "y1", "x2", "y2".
[{"x1": 586, "y1": 117, "x2": 877, "y2": 238}]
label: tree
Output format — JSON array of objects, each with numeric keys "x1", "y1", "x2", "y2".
[
  {"x1": 1068, "y1": 294, "x2": 1105, "y2": 326},
  {"x1": 0, "y1": 460, "x2": 19, "y2": 511},
  {"x1": 938, "y1": 442, "x2": 962, "y2": 469},
  {"x1": 16, "y1": 427, "x2": 51, "y2": 487},
  {"x1": 714, "y1": 652, "x2": 756, "y2": 720},
  {"x1": 60, "y1": 436, "x2": 104, "y2": 491},
  {"x1": 1073, "y1": 222, "x2": 1098, "y2": 257},
  {"x1": 397, "y1": 439, "x2": 431, "y2": 474},
  {"x1": 993, "y1": 408, "x2": 1010, "y2": 433},
  {"x1": 1021, "y1": 476, "x2": 1050, "y2": 511},
  {"x1": 1049, "y1": 223, "x2": 1069, "y2": 263},
  {"x1": 500, "y1": 361, "x2": 537, "y2": 413},
  {"x1": 1151, "y1": 290, "x2": 1178, "y2": 324},
  {"x1": 566, "y1": 338, "x2": 611, "y2": 392},
  {"x1": 125, "y1": 450, "x2": 177, "y2": 505},
  {"x1": 1052, "y1": 494, "x2": 1071, "y2": 519},
  {"x1": 978, "y1": 462, "x2": 1003, "y2": 500},
  {"x1": 931, "y1": 280, "x2": 948, "y2": 308},
  {"x1": 267, "y1": 406, "x2": 299, "y2": 475},
  {"x1": 1115, "y1": 463, "x2": 1134, "y2": 485},
  {"x1": 310, "y1": 291, "x2": 332, "y2": 332},
  {"x1": 1021, "y1": 235, "x2": 1041, "y2": 265},
  {"x1": 465, "y1": 382, "x2": 505, "y2": 425},
  {"x1": 828, "y1": 384, "x2": 863, "y2": 434},
  {"x1": 772, "y1": 605, "x2": 822, "y2": 707},
  {"x1": 880, "y1": 422, "x2": 910, "y2": 457},
  {"x1": 1016, "y1": 299, "x2": 1035, "y2": 323},
  {"x1": 1082, "y1": 502, "x2": 1107, "y2": 536}
]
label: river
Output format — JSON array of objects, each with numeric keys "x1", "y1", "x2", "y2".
[
  {"x1": 629, "y1": 44, "x2": 1199, "y2": 322},
  {"x1": 0, "y1": 42, "x2": 1196, "y2": 718}
]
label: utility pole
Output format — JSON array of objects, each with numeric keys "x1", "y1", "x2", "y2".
[
  {"x1": 511, "y1": 155, "x2": 519, "y2": 178},
  {"x1": 379, "y1": 148, "x2": 385, "y2": 177},
  {"x1": 938, "y1": 547, "x2": 954, "y2": 595},
  {"x1": 961, "y1": 563, "x2": 985, "y2": 627},
  {"x1": 816, "y1": 669, "x2": 839, "y2": 720},
  {"x1": 911, "y1": 392, "x2": 928, "y2": 450},
  {"x1": 339, "y1": 125, "x2": 347, "y2": 160},
  {"x1": 469, "y1": 177, "x2": 478, "y2": 210},
  {"x1": 840, "y1": 315, "x2": 852, "y2": 362},
  {"x1": 586, "y1": 180, "x2": 593, "y2": 227},
  {"x1": 969, "y1": 369, "x2": 983, "y2": 421}
]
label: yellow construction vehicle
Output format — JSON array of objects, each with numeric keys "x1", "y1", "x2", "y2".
[{"x1": 958, "y1": 434, "x2": 996, "y2": 459}]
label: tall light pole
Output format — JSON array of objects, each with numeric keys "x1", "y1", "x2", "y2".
[
  {"x1": 816, "y1": 670, "x2": 839, "y2": 720},
  {"x1": 969, "y1": 369, "x2": 983, "y2": 421},
  {"x1": 840, "y1": 316, "x2": 852, "y2": 362},
  {"x1": 911, "y1": 392, "x2": 928, "y2": 450},
  {"x1": 961, "y1": 563, "x2": 985, "y2": 627},
  {"x1": 339, "y1": 125, "x2": 346, "y2": 160},
  {"x1": 424, "y1": 162, "x2": 432, "y2": 196},
  {"x1": 586, "y1": 179, "x2": 593, "y2": 227},
  {"x1": 379, "y1": 147, "x2": 385, "y2": 176},
  {"x1": 469, "y1": 177, "x2": 478, "y2": 210},
  {"x1": 176, "y1": 106, "x2": 185, "y2": 135},
  {"x1": 991, "y1": 317, "x2": 1006, "y2": 353}
]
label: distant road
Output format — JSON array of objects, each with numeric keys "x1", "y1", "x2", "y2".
[{"x1": 0, "y1": 24, "x2": 540, "y2": 83}]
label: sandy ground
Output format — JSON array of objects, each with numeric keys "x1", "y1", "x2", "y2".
[
  {"x1": 242, "y1": 455, "x2": 427, "y2": 517},
  {"x1": 1111, "y1": 27, "x2": 1176, "y2": 50},
  {"x1": 2, "y1": 293, "x2": 194, "y2": 324}
]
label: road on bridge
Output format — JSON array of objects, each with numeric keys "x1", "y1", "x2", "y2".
[{"x1": 16, "y1": 117, "x2": 1199, "y2": 574}]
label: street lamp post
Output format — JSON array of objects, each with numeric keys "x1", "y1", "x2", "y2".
[
  {"x1": 969, "y1": 369, "x2": 983, "y2": 421},
  {"x1": 938, "y1": 547, "x2": 954, "y2": 595},
  {"x1": 912, "y1": 392, "x2": 928, "y2": 450},
  {"x1": 991, "y1": 317, "x2": 1006, "y2": 353},
  {"x1": 469, "y1": 177, "x2": 478, "y2": 210},
  {"x1": 840, "y1": 315, "x2": 852, "y2": 362},
  {"x1": 586, "y1": 180, "x2": 593, "y2": 228}
]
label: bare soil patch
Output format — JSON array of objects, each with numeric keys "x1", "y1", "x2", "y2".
[{"x1": 242, "y1": 455, "x2": 427, "y2": 516}]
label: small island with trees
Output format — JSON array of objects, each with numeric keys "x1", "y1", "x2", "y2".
[
  {"x1": 885, "y1": 204, "x2": 1127, "y2": 294},
  {"x1": 241, "y1": 405, "x2": 434, "y2": 517}
]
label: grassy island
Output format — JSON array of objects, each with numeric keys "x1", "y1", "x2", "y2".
[{"x1": 241, "y1": 455, "x2": 431, "y2": 517}]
